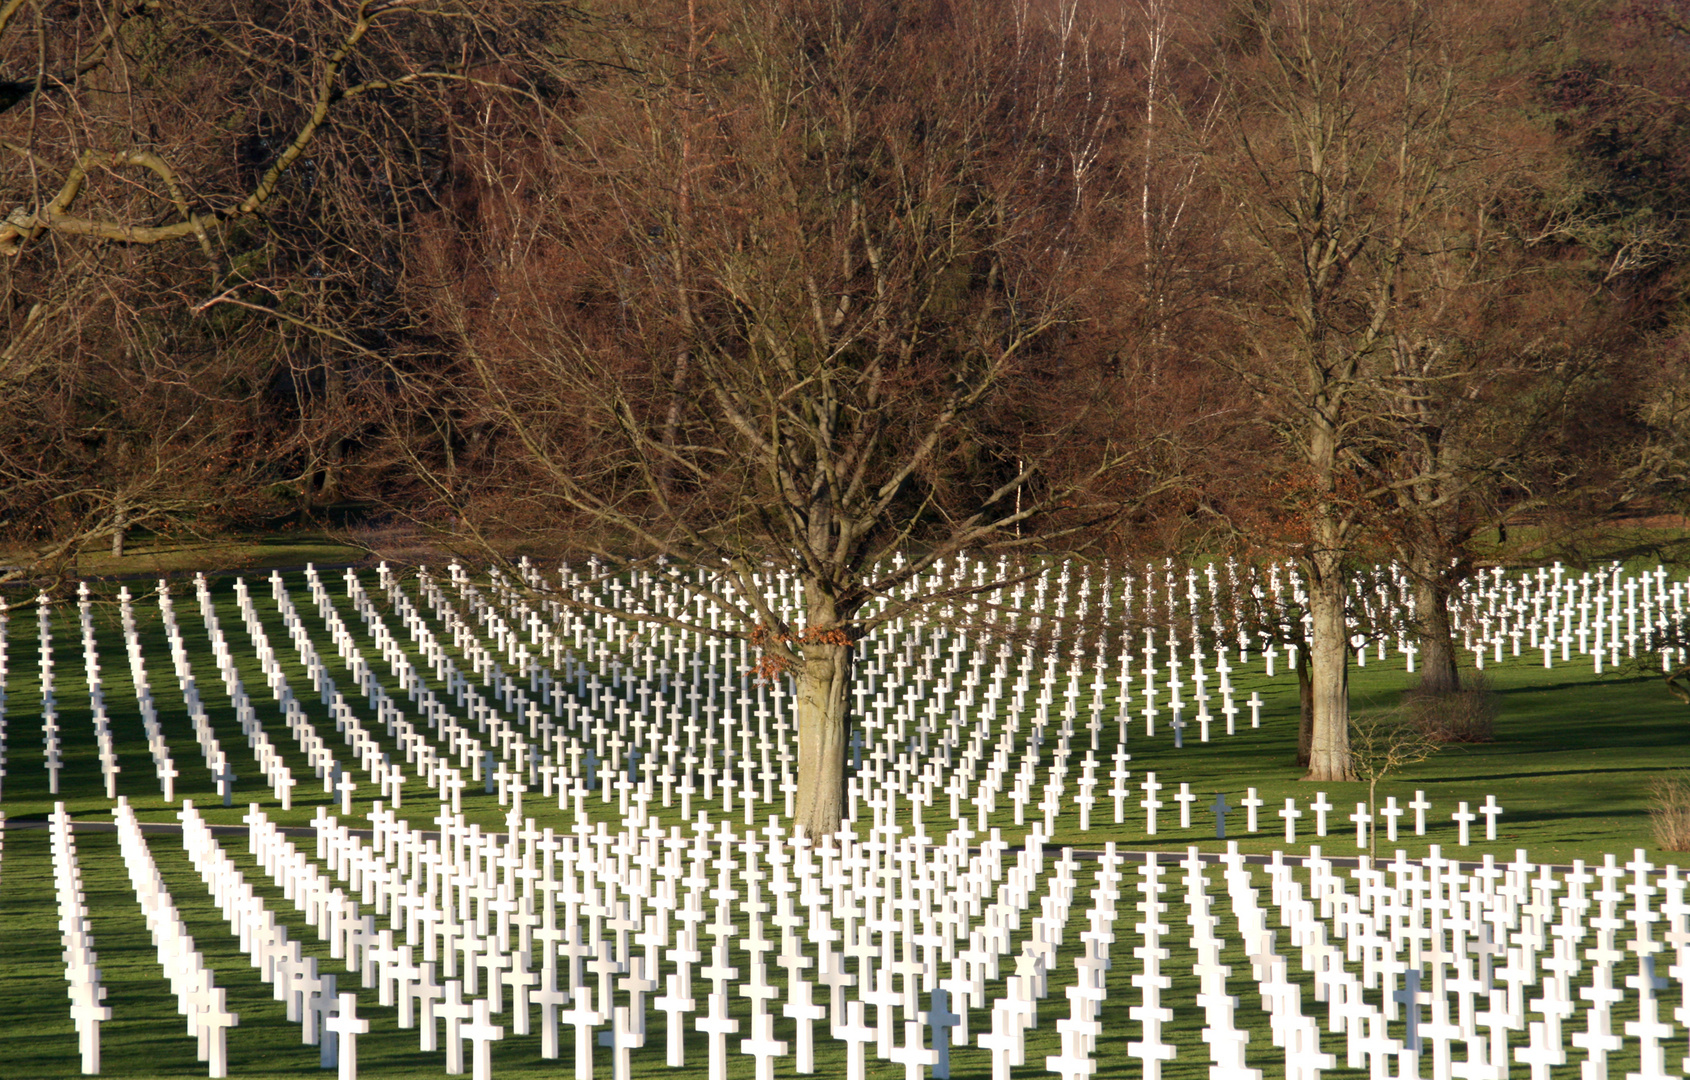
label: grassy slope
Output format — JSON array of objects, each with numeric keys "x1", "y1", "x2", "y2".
[{"x1": 1, "y1": 532, "x2": 371, "y2": 586}]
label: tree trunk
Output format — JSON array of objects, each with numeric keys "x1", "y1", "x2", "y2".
[
  {"x1": 793, "y1": 636, "x2": 852, "y2": 841},
  {"x1": 1304, "y1": 551, "x2": 1354, "y2": 781},
  {"x1": 110, "y1": 502, "x2": 126, "y2": 559},
  {"x1": 1296, "y1": 644, "x2": 1314, "y2": 767},
  {"x1": 313, "y1": 440, "x2": 346, "y2": 508},
  {"x1": 308, "y1": 358, "x2": 348, "y2": 511},
  {"x1": 1414, "y1": 569, "x2": 1461, "y2": 695}
]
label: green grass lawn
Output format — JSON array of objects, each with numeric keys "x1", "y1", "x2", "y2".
[
  {"x1": 1040, "y1": 652, "x2": 1690, "y2": 867},
  {"x1": 1, "y1": 530, "x2": 373, "y2": 587},
  {"x1": 0, "y1": 563, "x2": 1684, "y2": 1077}
]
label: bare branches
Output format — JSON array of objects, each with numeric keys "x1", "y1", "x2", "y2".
[
  {"x1": 0, "y1": 1, "x2": 488, "y2": 260},
  {"x1": 0, "y1": 0, "x2": 609, "y2": 578},
  {"x1": 1350, "y1": 704, "x2": 1441, "y2": 855},
  {"x1": 373, "y1": 0, "x2": 1194, "y2": 655}
]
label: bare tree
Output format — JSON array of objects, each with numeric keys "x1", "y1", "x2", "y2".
[
  {"x1": 1195, "y1": 0, "x2": 1523, "y2": 779},
  {"x1": 1349, "y1": 704, "x2": 1439, "y2": 856},
  {"x1": 395, "y1": 0, "x2": 1196, "y2": 838}
]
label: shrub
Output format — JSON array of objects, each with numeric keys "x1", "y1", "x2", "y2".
[
  {"x1": 1650, "y1": 773, "x2": 1690, "y2": 852},
  {"x1": 1404, "y1": 674, "x2": 1496, "y2": 743}
]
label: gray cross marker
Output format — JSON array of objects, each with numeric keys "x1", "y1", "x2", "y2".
[
  {"x1": 928, "y1": 986, "x2": 961, "y2": 1079},
  {"x1": 1393, "y1": 967, "x2": 1425, "y2": 1052},
  {"x1": 484, "y1": 750, "x2": 497, "y2": 794},
  {"x1": 1211, "y1": 791, "x2": 1231, "y2": 839},
  {"x1": 216, "y1": 760, "x2": 237, "y2": 808}
]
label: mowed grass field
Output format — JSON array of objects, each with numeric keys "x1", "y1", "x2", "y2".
[{"x1": 0, "y1": 564, "x2": 1684, "y2": 1078}]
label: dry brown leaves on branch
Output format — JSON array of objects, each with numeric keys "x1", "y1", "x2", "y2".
[{"x1": 748, "y1": 623, "x2": 853, "y2": 681}]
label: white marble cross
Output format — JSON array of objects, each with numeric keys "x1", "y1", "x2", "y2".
[
  {"x1": 889, "y1": 1018, "x2": 939, "y2": 1080},
  {"x1": 67, "y1": 983, "x2": 111, "y2": 1075},
  {"x1": 462, "y1": 997, "x2": 506, "y2": 1080},
  {"x1": 215, "y1": 757, "x2": 237, "y2": 808},
  {"x1": 927, "y1": 987, "x2": 961, "y2": 1079},
  {"x1": 835, "y1": 1000, "x2": 878, "y2": 1080},
  {"x1": 1241, "y1": 788, "x2": 1263, "y2": 833},
  {"x1": 435, "y1": 980, "x2": 473, "y2": 1074},
  {"x1": 1310, "y1": 791, "x2": 1332, "y2": 836},
  {"x1": 1175, "y1": 784, "x2": 1196, "y2": 830},
  {"x1": 558, "y1": 984, "x2": 601, "y2": 1080},
  {"x1": 1279, "y1": 798, "x2": 1302, "y2": 843},
  {"x1": 740, "y1": 1003, "x2": 788, "y2": 1080},
  {"x1": 1410, "y1": 791, "x2": 1431, "y2": 835},
  {"x1": 1140, "y1": 772, "x2": 1164, "y2": 836},
  {"x1": 695, "y1": 991, "x2": 739, "y2": 1080},
  {"x1": 324, "y1": 992, "x2": 370, "y2": 1080},
  {"x1": 1452, "y1": 802, "x2": 1476, "y2": 846},
  {"x1": 198, "y1": 987, "x2": 239, "y2": 1079},
  {"x1": 780, "y1": 976, "x2": 826, "y2": 1073},
  {"x1": 1380, "y1": 796, "x2": 1403, "y2": 842},
  {"x1": 1480, "y1": 795, "x2": 1503, "y2": 841}
]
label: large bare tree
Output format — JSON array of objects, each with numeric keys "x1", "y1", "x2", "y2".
[
  {"x1": 1196, "y1": 0, "x2": 1491, "y2": 780},
  {"x1": 397, "y1": 0, "x2": 1194, "y2": 838}
]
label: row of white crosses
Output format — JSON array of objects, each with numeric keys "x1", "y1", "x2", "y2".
[
  {"x1": 399, "y1": 563, "x2": 741, "y2": 819},
  {"x1": 312, "y1": 561, "x2": 789, "y2": 835},
  {"x1": 253, "y1": 803, "x2": 520, "y2": 1079},
  {"x1": 1052, "y1": 838, "x2": 1690, "y2": 1080},
  {"x1": 190, "y1": 575, "x2": 299, "y2": 808},
  {"x1": 346, "y1": 554, "x2": 1676, "y2": 763},
  {"x1": 0, "y1": 594, "x2": 7, "y2": 797},
  {"x1": 1353, "y1": 844, "x2": 1683, "y2": 1080},
  {"x1": 115, "y1": 586, "x2": 181, "y2": 800},
  {"x1": 148, "y1": 581, "x2": 244, "y2": 805},
  {"x1": 1441, "y1": 562, "x2": 1690, "y2": 676},
  {"x1": 471, "y1": 557, "x2": 1447, "y2": 835},
  {"x1": 6, "y1": 557, "x2": 1514, "y2": 912},
  {"x1": 1161, "y1": 785, "x2": 1507, "y2": 848},
  {"x1": 73, "y1": 585, "x2": 123, "y2": 799},
  {"x1": 31, "y1": 753, "x2": 1690, "y2": 1080},
  {"x1": 193, "y1": 568, "x2": 446, "y2": 819},
  {"x1": 501, "y1": 559, "x2": 1095, "y2": 836},
  {"x1": 305, "y1": 568, "x2": 504, "y2": 814},
  {"x1": 38, "y1": 591, "x2": 63, "y2": 794},
  {"x1": 49, "y1": 802, "x2": 112, "y2": 1075},
  {"x1": 1237, "y1": 558, "x2": 1690, "y2": 679},
  {"x1": 0, "y1": 555, "x2": 1554, "y2": 848},
  {"x1": 110, "y1": 798, "x2": 240, "y2": 1076},
  {"x1": 11, "y1": 554, "x2": 1690, "y2": 809},
  {"x1": 432, "y1": 561, "x2": 1146, "y2": 838},
  {"x1": 4, "y1": 555, "x2": 1467, "y2": 865},
  {"x1": 422, "y1": 560, "x2": 1520, "y2": 867},
  {"x1": 397, "y1": 561, "x2": 1509, "y2": 852},
  {"x1": 429, "y1": 547, "x2": 1656, "y2": 777}
]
